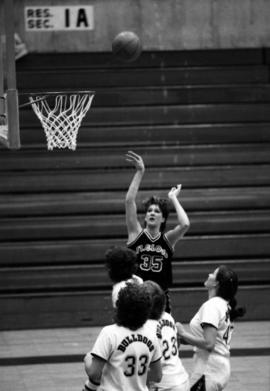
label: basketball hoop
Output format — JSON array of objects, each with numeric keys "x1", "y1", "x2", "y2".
[{"x1": 28, "y1": 91, "x2": 95, "y2": 150}]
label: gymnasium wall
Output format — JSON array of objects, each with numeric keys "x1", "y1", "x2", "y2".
[
  {"x1": 0, "y1": 48, "x2": 270, "y2": 329},
  {"x1": 0, "y1": 1, "x2": 270, "y2": 329},
  {"x1": 2, "y1": 0, "x2": 270, "y2": 52}
]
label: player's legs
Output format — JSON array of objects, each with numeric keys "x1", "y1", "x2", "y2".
[
  {"x1": 190, "y1": 375, "x2": 206, "y2": 391},
  {"x1": 190, "y1": 375, "x2": 225, "y2": 391}
]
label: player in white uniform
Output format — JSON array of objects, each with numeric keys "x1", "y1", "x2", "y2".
[
  {"x1": 105, "y1": 246, "x2": 143, "y2": 308},
  {"x1": 144, "y1": 280, "x2": 189, "y2": 391},
  {"x1": 176, "y1": 265, "x2": 246, "y2": 391},
  {"x1": 83, "y1": 283, "x2": 162, "y2": 391}
]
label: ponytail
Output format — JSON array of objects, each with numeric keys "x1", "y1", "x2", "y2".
[{"x1": 229, "y1": 297, "x2": 246, "y2": 321}]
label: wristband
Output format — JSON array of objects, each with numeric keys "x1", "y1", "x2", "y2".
[{"x1": 84, "y1": 377, "x2": 100, "y2": 391}]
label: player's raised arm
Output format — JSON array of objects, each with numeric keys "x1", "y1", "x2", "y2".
[
  {"x1": 125, "y1": 151, "x2": 145, "y2": 243},
  {"x1": 166, "y1": 184, "x2": 190, "y2": 248}
]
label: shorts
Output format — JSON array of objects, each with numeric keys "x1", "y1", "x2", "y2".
[
  {"x1": 149, "y1": 377, "x2": 189, "y2": 391},
  {"x1": 190, "y1": 351, "x2": 231, "y2": 391}
]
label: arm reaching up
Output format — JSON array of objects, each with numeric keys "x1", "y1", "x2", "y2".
[
  {"x1": 125, "y1": 151, "x2": 145, "y2": 243},
  {"x1": 166, "y1": 184, "x2": 190, "y2": 248}
]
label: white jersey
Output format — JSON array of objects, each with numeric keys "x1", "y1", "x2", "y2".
[
  {"x1": 112, "y1": 274, "x2": 143, "y2": 308},
  {"x1": 190, "y1": 296, "x2": 233, "y2": 356},
  {"x1": 90, "y1": 320, "x2": 162, "y2": 391},
  {"x1": 149, "y1": 312, "x2": 189, "y2": 390},
  {"x1": 189, "y1": 297, "x2": 232, "y2": 389}
]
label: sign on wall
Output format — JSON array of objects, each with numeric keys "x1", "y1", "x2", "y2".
[{"x1": 25, "y1": 6, "x2": 94, "y2": 31}]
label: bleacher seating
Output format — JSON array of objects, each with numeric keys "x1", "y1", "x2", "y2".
[{"x1": 0, "y1": 48, "x2": 270, "y2": 329}]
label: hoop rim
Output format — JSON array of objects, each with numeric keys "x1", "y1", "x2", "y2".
[
  {"x1": 20, "y1": 90, "x2": 95, "y2": 96},
  {"x1": 19, "y1": 90, "x2": 95, "y2": 109}
]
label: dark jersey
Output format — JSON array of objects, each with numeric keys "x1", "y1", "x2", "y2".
[{"x1": 127, "y1": 229, "x2": 174, "y2": 291}]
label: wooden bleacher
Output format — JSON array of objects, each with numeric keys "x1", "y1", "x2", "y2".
[{"x1": 0, "y1": 48, "x2": 270, "y2": 329}]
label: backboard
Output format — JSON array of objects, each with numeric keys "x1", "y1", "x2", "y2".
[{"x1": 0, "y1": 0, "x2": 20, "y2": 149}]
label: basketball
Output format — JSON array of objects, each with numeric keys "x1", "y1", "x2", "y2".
[{"x1": 112, "y1": 31, "x2": 142, "y2": 62}]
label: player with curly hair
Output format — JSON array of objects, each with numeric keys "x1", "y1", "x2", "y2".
[
  {"x1": 83, "y1": 283, "x2": 162, "y2": 391},
  {"x1": 105, "y1": 246, "x2": 143, "y2": 308}
]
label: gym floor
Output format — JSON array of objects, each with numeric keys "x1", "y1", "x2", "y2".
[{"x1": 0, "y1": 321, "x2": 269, "y2": 391}]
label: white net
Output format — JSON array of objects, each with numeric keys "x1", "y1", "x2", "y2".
[{"x1": 30, "y1": 92, "x2": 95, "y2": 150}]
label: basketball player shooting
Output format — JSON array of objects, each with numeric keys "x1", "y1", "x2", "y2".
[{"x1": 125, "y1": 150, "x2": 190, "y2": 313}]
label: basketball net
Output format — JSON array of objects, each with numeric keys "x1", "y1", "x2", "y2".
[{"x1": 30, "y1": 92, "x2": 95, "y2": 150}]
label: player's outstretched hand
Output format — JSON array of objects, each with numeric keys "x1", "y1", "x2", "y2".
[
  {"x1": 176, "y1": 321, "x2": 185, "y2": 336},
  {"x1": 125, "y1": 150, "x2": 145, "y2": 172},
  {"x1": 176, "y1": 321, "x2": 189, "y2": 346},
  {"x1": 168, "y1": 184, "x2": 182, "y2": 199}
]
